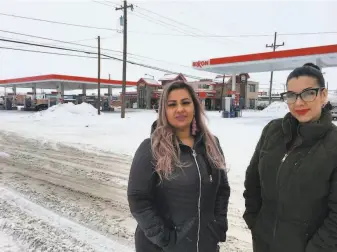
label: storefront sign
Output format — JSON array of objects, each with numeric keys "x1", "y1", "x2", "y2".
[
  {"x1": 206, "y1": 92, "x2": 215, "y2": 98},
  {"x1": 198, "y1": 92, "x2": 216, "y2": 99},
  {"x1": 239, "y1": 73, "x2": 247, "y2": 83},
  {"x1": 198, "y1": 92, "x2": 206, "y2": 98},
  {"x1": 226, "y1": 90, "x2": 239, "y2": 95},
  {"x1": 192, "y1": 60, "x2": 210, "y2": 68}
]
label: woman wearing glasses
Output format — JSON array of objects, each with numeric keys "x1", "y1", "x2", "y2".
[{"x1": 243, "y1": 63, "x2": 337, "y2": 252}]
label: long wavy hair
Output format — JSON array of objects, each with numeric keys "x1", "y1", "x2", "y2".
[{"x1": 151, "y1": 81, "x2": 226, "y2": 180}]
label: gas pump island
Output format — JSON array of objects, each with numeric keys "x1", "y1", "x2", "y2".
[{"x1": 192, "y1": 44, "x2": 337, "y2": 118}]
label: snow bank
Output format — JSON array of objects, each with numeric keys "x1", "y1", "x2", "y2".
[
  {"x1": 260, "y1": 101, "x2": 289, "y2": 117},
  {"x1": 329, "y1": 94, "x2": 337, "y2": 104},
  {"x1": 33, "y1": 103, "x2": 100, "y2": 120},
  {"x1": 0, "y1": 229, "x2": 23, "y2": 252},
  {"x1": 0, "y1": 152, "x2": 10, "y2": 158}
]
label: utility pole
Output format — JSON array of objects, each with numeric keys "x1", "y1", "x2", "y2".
[
  {"x1": 220, "y1": 74, "x2": 226, "y2": 111},
  {"x1": 266, "y1": 32, "x2": 284, "y2": 104},
  {"x1": 97, "y1": 36, "x2": 101, "y2": 115},
  {"x1": 116, "y1": 0, "x2": 134, "y2": 118}
]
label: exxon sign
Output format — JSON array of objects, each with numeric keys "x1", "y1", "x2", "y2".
[{"x1": 192, "y1": 60, "x2": 210, "y2": 68}]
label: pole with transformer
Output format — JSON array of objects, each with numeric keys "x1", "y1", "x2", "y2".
[
  {"x1": 116, "y1": 0, "x2": 134, "y2": 118},
  {"x1": 266, "y1": 32, "x2": 284, "y2": 105},
  {"x1": 97, "y1": 36, "x2": 101, "y2": 115}
]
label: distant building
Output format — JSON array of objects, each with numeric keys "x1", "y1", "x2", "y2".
[
  {"x1": 257, "y1": 92, "x2": 282, "y2": 107},
  {"x1": 186, "y1": 79, "x2": 217, "y2": 110},
  {"x1": 137, "y1": 77, "x2": 162, "y2": 109},
  {"x1": 212, "y1": 74, "x2": 259, "y2": 109},
  {"x1": 158, "y1": 73, "x2": 187, "y2": 86},
  {"x1": 123, "y1": 73, "x2": 259, "y2": 110}
]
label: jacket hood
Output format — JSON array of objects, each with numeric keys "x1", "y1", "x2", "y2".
[{"x1": 151, "y1": 120, "x2": 158, "y2": 135}]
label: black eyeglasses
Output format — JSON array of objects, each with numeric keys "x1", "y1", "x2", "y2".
[{"x1": 280, "y1": 88, "x2": 324, "y2": 104}]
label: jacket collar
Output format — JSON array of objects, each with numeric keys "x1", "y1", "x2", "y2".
[{"x1": 281, "y1": 108, "x2": 332, "y2": 146}]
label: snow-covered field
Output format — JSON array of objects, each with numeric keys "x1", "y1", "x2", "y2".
[{"x1": 0, "y1": 102, "x2": 295, "y2": 252}]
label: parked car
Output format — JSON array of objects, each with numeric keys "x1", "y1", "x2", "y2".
[{"x1": 332, "y1": 108, "x2": 337, "y2": 121}]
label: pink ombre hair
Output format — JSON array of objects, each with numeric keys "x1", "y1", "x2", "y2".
[{"x1": 151, "y1": 81, "x2": 226, "y2": 180}]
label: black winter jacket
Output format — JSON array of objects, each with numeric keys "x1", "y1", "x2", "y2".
[
  {"x1": 243, "y1": 109, "x2": 337, "y2": 252},
  {"x1": 127, "y1": 123, "x2": 230, "y2": 252}
]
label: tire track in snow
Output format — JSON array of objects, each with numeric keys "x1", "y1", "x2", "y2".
[
  {"x1": 0, "y1": 187, "x2": 133, "y2": 252},
  {"x1": 0, "y1": 131, "x2": 252, "y2": 252}
]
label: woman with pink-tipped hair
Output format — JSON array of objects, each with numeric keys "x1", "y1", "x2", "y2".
[{"x1": 127, "y1": 80, "x2": 230, "y2": 252}]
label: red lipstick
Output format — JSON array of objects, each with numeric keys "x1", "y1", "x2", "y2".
[{"x1": 295, "y1": 109, "x2": 310, "y2": 115}]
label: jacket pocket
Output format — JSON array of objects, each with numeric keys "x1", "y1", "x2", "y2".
[
  {"x1": 251, "y1": 206, "x2": 264, "y2": 233},
  {"x1": 207, "y1": 220, "x2": 221, "y2": 242},
  {"x1": 175, "y1": 216, "x2": 197, "y2": 244}
]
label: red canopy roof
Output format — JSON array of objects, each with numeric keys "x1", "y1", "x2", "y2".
[
  {"x1": 0, "y1": 74, "x2": 137, "y2": 90},
  {"x1": 192, "y1": 44, "x2": 337, "y2": 74}
]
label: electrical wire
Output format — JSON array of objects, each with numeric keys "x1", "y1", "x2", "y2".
[
  {"x1": 0, "y1": 38, "x2": 205, "y2": 79},
  {"x1": 0, "y1": 12, "x2": 117, "y2": 31},
  {"x1": 0, "y1": 38, "x2": 96, "y2": 55},
  {"x1": 1, "y1": 12, "x2": 336, "y2": 38},
  {"x1": 93, "y1": 0, "x2": 202, "y2": 37},
  {"x1": 135, "y1": 4, "x2": 209, "y2": 36},
  {"x1": 0, "y1": 29, "x2": 192, "y2": 68},
  {"x1": 0, "y1": 29, "x2": 123, "y2": 53},
  {"x1": 0, "y1": 46, "x2": 107, "y2": 59}
]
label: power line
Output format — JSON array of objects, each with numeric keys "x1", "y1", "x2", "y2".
[
  {"x1": 93, "y1": 0, "x2": 202, "y2": 38},
  {"x1": 0, "y1": 29, "x2": 192, "y2": 68},
  {"x1": 279, "y1": 32, "x2": 337, "y2": 36},
  {"x1": 0, "y1": 46, "x2": 105, "y2": 59},
  {"x1": 92, "y1": 0, "x2": 118, "y2": 8},
  {"x1": 0, "y1": 12, "x2": 117, "y2": 31},
  {"x1": 135, "y1": 5, "x2": 208, "y2": 35},
  {"x1": 1, "y1": 12, "x2": 336, "y2": 38},
  {"x1": 0, "y1": 29, "x2": 123, "y2": 53},
  {"x1": 133, "y1": 4, "x2": 238, "y2": 47},
  {"x1": 0, "y1": 37, "x2": 205, "y2": 80},
  {"x1": 84, "y1": 2, "x2": 337, "y2": 41},
  {"x1": 0, "y1": 38, "x2": 96, "y2": 55},
  {"x1": 128, "y1": 9, "x2": 239, "y2": 47}
]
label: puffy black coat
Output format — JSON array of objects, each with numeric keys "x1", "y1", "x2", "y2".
[
  {"x1": 243, "y1": 109, "x2": 337, "y2": 252},
  {"x1": 127, "y1": 123, "x2": 230, "y2": 252}
]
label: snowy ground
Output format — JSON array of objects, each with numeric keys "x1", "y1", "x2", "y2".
[{"x1": 0, "y1": 102, "x2": 297, "y2": 252}]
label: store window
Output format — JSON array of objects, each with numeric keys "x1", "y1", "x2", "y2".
[
  {"x1": 249, "y1": 99, "x2": 256, "y2": 108},
  {"x1": 249, "y1": 84, "x2": 256, "y2": 92}
]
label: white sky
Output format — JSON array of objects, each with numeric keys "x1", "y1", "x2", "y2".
[{"x1": 0, "y1": 0, "x2": 336, "y2": 94}]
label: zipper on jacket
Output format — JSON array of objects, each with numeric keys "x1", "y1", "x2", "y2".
[
  {"x1": 272, "y1": 146, "x2": 297, "y2": 243},
  {"x1": 192, "y1": 148, "x2": 201, "y2": 252}
]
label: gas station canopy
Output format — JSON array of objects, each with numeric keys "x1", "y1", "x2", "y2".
[
  {"x1": 192, "y1": 44, "x2": 337, "y2": 74},
  {"x1": 0, "y1": 74, "x2": 137, "y2": 90}
]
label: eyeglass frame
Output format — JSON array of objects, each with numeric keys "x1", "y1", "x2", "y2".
[{"x1": 280, "y1": 87, "x2": 325, "y2": 104}]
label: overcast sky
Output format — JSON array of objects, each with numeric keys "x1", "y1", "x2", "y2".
[{"x1": 0, "y1": 0, "x2": 336, "y2": 94}]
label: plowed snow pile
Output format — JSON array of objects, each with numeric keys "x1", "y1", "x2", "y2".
[
  {"x1": 329, "y1": 94, "x2": 337, "y2": 103},
  {"x1": 260, "y1": 101, "x2": 289, "y2": 117},
  {"x1": 33, "y1": 103, "x2": 99, "y2": 119}
]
